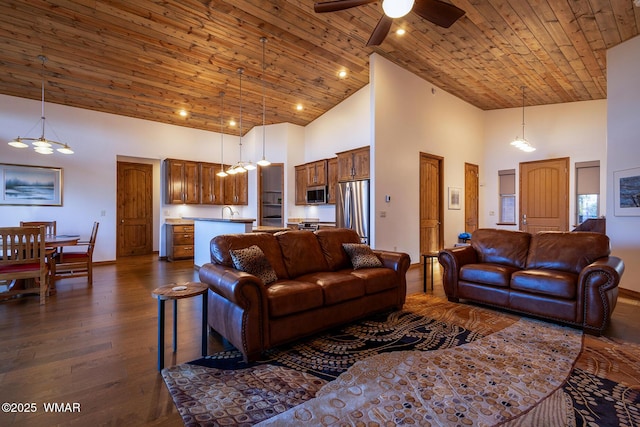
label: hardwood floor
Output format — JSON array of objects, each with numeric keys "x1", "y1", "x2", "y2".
[{"x1": 0, "y1": 255, "x2": 637, "y2": 426}]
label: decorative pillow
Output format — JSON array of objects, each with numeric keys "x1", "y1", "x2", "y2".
[
  {"x1": 230, "y1": 245, "x2": 278, "y2": 285},
  {"x1": 342, "y1": 243, "x2": 383, "y2": 270}
]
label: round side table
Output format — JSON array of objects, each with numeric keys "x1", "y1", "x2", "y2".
[{"x1": 152, "y1": 281, "x2": 208, "y2": 371}]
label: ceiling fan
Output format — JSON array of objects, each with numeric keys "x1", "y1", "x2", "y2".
[{"x1": 314, "y1": 0, "x2": 465, "y2": 46}]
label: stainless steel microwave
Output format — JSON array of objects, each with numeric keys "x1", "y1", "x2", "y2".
[{"x1": 306, "y1": 185, "x2": 327, "y2": 204}]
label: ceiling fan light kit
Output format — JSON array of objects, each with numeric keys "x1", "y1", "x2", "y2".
[
  {"x1": 382, "y1": 0, "x2": 415, "y2": 18},
  {"x1": 8, "y1": 55, "x2": 74, "y2": 155}
]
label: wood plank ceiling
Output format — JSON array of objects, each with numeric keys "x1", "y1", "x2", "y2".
[{"x1": 0, "y1": 0, "x2": 638, "y2": 136}]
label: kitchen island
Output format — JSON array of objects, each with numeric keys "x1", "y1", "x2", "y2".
[{"x1": 184, "y1": 217, "x2": 255, "y2": 268}]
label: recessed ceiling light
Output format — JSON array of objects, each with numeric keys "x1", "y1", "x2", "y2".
[
  {"x1": 396, "y1": 28, "x2": 406, "y2": 36},
  {"x1": 338, "y1": 70, "x2": 347, "y2": 79},
  {"x1": 179, "y1": 109, "x2": 188, "y2": 117},
  {"x1": 296, "y1": 104, "x2": 303, "y2": 111},
  {"x1": 229, "y1": 119, "x2": 236, "y2": 127}
]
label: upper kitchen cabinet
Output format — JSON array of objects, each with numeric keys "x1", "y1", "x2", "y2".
[
  {"x1": 200, "y1": 162, "x2": 225, "y2": 205},
  {"x1": 327, "y1": 157, "x2": 338, "y2": 204},
  {"x1": 165, "y1": 158, "x2": 199, "y2": 204},
  {"x1": 337, "y1": 146, "x2": 370, "y2": 182},
  {"x1": 295, "y1": 164, "x2": 307, "y2": 205},
  {"x1": 224, "y1": 167, "x2": 248, "y2": 205},
  {"x1": 306, "y1": 160, "x2": 327, "y2": 186}
]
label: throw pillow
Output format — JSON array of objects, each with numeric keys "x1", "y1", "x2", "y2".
[
  {"x1": 342, "y1": 243, "x2": 383, "y2": 270},
  {"x1": 230, "y1": 245, "x2": 278, "y2": 285}
]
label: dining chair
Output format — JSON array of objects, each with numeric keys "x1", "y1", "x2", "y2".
[
  {"x1": 20, "y1": 221, "x2": 57, "y2": 236},
  {"x1": 20, "y1": 220, "x2": 59, "y2": 283},
  {"x1": 0, "y1": 226, "x2": 49, "y2": 304},
  {"x1": 55, "y1": 222, "x2": 99, "y2": 286}
]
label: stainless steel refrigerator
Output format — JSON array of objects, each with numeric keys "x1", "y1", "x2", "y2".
[{"x1": 336, "y1": 179, "x2": 370, "y2": 244}]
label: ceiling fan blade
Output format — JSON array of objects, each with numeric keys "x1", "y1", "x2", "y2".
[
  {"x1": 314, "y1": 0, "x2": 377, "y2": 13},
  {"x1": 412, "y1": 0, "x2": 465, "y2": 28},
  {"x1": 366, "y1": 15, "x2": 393, "y2": 46}
]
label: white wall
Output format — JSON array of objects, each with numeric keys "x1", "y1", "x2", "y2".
[
  {"x1": 483, "y1": 100, "x2": 608, "y2": 230},
  {"x1": 370, "y1": 54, "x2": 485, "y2": 259},
  {"x1": 607, "y1": 34, "x2": 640, "y2": 292}
]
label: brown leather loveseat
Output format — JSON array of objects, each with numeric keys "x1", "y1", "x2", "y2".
[
  {"x1": 438, "y1": 228, "x2": 625, "y2": 334},
  {"x1": 199, "y1": 228, "x2": 411, "y2": 361}
]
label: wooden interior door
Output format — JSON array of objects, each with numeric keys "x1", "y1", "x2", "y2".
[
  {"x1": 519, "y1": 157, "x2": 569, "y2": 233},
  {"x1": 419, "y1": 153, "x2": 444, "y2": 255},
  {"x1": 117, "y1": 161, "x2": 153, "y2": 257},
  {"x1": 464, "y1": 163, "x2": 479, "y2": 233}
]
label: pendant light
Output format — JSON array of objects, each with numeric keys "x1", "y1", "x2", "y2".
[
  {"x1": 382, "y1": 0, "x2": 414, "y2": 18},
  {"x1": 510, "y1": 86, "x2": 536, "y2": 152},
  {"x1": 8, "y1": 55, "x2": 74, "y2": 155},
  {"x1": 257, "y1": 36, "x2": 271, "y2": 167},
  {"x1": 216, "y1": 91, "x2": 228, "y2": 177},
  {"x1": 227, "y1": 68, "x2": 255, "y2": 174}
]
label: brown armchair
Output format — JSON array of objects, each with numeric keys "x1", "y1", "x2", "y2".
[{"x1": 55, "y1": 222, "x2": 99, "y2": 286}]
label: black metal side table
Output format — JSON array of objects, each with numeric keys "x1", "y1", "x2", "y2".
[
  {"x1": 422, "y1": 251, "x2": 439, "y2": 292},
  {"x1": 152, "y1": 281, "x2": 208, "y2": 371}
]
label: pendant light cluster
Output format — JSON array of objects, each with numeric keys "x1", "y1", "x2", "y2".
[
  {"x1": 8, "y1": 55, "x2": 74, "y2": 155},
  {"x1": 510, "y1": 86, "x2": 536, "y2": 153},
  {"x1": 218, "y1": 37, "x2": 271, "y2": 176}
]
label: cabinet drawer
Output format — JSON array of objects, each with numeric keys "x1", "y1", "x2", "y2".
[
  {"x1": 173, "y1": 245, "x2": 194, "y2": 258},
  {"x1": 173, "y1": 225, "x2": 194, "y2": 233},
  {"x1": 173, "y1": 233, "x2": 193, "y2": 245}
]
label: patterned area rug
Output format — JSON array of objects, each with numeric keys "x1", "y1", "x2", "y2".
[{"x1": 162, "y1": 294, "x2": 640, "y2": 426}]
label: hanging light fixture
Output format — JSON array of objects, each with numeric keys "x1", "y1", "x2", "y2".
[
  {"x1": 8, "y1": 55, "x2": 74, "y2": 155},
  {"x1": 216, "y1": 91, "x2": 228, "y2": 177},
  {"x1": 510, "y1": 86, "x2": 536, "y2": 153},
  {"x1": 257, "y1": 36, "x2": 271, "y2": 167},
  {"x1": 227, "y1": 68, "x2": 255, "y2": 174}
]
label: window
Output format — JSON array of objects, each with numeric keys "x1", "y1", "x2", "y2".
[
  {"x1": 499, "y1": 169, "x2": 516, "y2": 224},
  {"x1": 576, "y1": 161, "x2": 600, "y2": 224}
]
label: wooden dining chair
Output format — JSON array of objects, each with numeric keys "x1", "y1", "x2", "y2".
[
  {"x1": 20, "y1": 220, "x2": 59, "y2": 284},
  {"x1": 0, "y1": 226, "x2": 49, "y2": 304},
  {"x1": 20, "y1": 221, "x2": 56, "y2": 236},
  {"x1": 55, "y1": 222, "x2": 99, "y2": 286}
]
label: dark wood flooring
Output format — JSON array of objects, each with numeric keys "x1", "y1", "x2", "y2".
[{"x1": 0, "y1": 255, "x2": 637, "y2": 426}]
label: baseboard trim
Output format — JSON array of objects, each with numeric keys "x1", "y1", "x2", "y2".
[{"x1": 619, "y1": 288, "x2": 640, "y2": 301}]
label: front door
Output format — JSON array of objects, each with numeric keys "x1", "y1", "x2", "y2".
[
  {"x1": 464, "y1": 163, "x2": 479, "y2": 233},
  {"x1": 117, "y1": 161, "x2": 153, "y2": 257},
  {"x1": 519, "y1": 157, "x2": 569, "y2": 233},
  {"x1": 419, "y1": 153, "x2": 444, "y2": 255}
]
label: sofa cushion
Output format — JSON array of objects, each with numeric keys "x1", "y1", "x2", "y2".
[
  {"x1": 275, "y1": 230, "x2": 329, "y2": 278},
  {"x1": 297, "y1": 271, "x2": 365, "y2": 305},
  {"x1": 315, "y1": 228, "x2": 361, "y2": 270},
  {"x1": 471, "y1": 228, "x2": 531, "y2": 269},
  {"x1": 210, "y1": 233, "x2": 289, "y2": 279},
  {"x1": 350, "y1": 267, "x2": 397, "y2": 294},
  {"x1": 459, "y1": 263, "x2": 520, "y2": 288},
  {"x1": 511, "y1": 269, "x2": 578, "y2": 299},
  {"x1": 230, "y1": 245, "x2": 278, "y2": 285},
  {"x1": 266, "y1": 280, "x2": 324, "y2": 317},
  {"x1": 342, "y1": 243, "x2": 383, "y2": 269},
  {"x1": 526, "y1": 231, "x2": 610, "y2": 274}
]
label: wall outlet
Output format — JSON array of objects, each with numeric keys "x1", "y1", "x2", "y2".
[
  {"x1": 380, "y1": 211, "x2": 387, "y2": 218},
  {"x1": 100, "y1": 210, "x2": 106, "y2": 217},
  {"x1": 489, "y1": 210, "x2": 495, "y2": 216}
]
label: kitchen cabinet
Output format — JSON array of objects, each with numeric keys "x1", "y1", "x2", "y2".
[
  {"x1": 166, "y1": 223, "x2": 194, "y2": 261},
  {"x1": 200, "y1": 162, "x2": 225, "y2": 205},
  {"x1": 295, "y1": 164, "x2": 307, "y2": 205},
  {"x1": 165, "y1": 159, "x2": 199, "y2": 204},
  {"x1": 327, "y1": 157, "x2": 338, "y2": 204},
  {"x1": 306, "y1": 160, "x2": 327, "y2": 186},
  {"x1": 224, "y1": 167, "x2": 248, "y2": 205},
  {"x1": 337, "y1": 146, "x2": 370, "y2": 181}
]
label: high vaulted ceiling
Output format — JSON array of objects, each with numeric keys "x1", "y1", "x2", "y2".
[{"x1": 0, "y1": 1, "x2": 638, "y2": 137}]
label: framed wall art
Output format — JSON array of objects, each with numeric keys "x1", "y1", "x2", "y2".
[
  {"x1": 1, "y1": 163, "x2": 63, "y2": 206},
  {"x1": 448, "y1": 187, "x2": 461, "y2": 210},
  {"x1": 613, "y1": 167, "x2": 640, "y2": 216}
]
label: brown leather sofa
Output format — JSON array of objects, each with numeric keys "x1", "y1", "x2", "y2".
[
  {"x1": 438, "y1": 228, "x2": 625, "y2": 335},
  {"x1": 199, "y1": 228, "x2": 411, "y2": 361}
]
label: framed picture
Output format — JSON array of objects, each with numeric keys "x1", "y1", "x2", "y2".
[
  {"x1": 614, "y1": 167, "x2": 640, "y2": 216},
  {"x1": 448, "y1": 187, "x2": 461, "y2": 210},
  {"x1": 0, "y1": 163, "x2": 63, "y2": 206}
]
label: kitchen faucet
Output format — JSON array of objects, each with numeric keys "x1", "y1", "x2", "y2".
[{"x1": 222, "y1": 205, "x2": 235, "y2": 219}]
